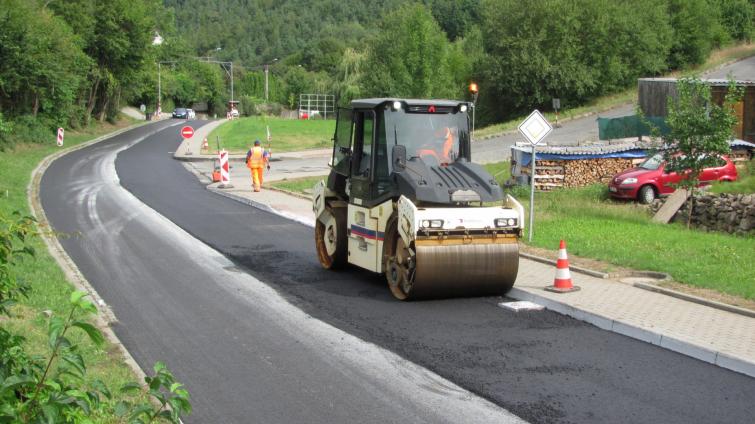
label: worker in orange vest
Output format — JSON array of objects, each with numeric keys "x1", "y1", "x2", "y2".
[{"x1": 245, "y1": 139, "x2": 270, "y2": 192}]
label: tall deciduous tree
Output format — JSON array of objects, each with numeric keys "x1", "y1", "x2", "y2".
[
  {"x1": 361, "y1": 4, "x2": 460, "y2": 99},
  {"x1": 662, "y1": 77, "x2": 743, "y2": 227}
]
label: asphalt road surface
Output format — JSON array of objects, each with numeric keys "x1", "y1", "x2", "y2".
[{"x1": 40, "y1": 123, "x2": 755, "y2": 423}]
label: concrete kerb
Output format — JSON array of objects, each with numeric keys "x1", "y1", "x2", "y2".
[
  {"x1": 508, "y1": 287, "x2": 755, "y2": 378},
  {"x1": 27, "y1": 122, "x2": 161, "y2": 383}
]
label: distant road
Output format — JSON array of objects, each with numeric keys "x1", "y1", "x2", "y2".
[{"x1": 472, "y1": 54, "x2": 755, "y2": 163}]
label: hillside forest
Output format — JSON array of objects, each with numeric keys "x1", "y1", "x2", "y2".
[{"x1": 0, "y1": 0, "x2": 753, "y2": 149}]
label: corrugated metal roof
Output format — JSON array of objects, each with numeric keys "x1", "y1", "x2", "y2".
[
  {"x1": 730, "y1": 139, "x2": 755, "y2": 149},
  {"x1": 511, "y1": 142, "x2": 653, "y2": 155},
  {"x1": 638, "y1": 77, "x2": 755, "y2": 86}
]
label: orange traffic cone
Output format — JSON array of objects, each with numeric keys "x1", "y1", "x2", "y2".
[{"x1": 545, "y1": 240, "x2": 580, "y2": 293}]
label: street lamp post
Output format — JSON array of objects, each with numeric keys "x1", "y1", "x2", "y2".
[
  {"x1": 469, "y1": 82, "x2": 479, "y2": 140},
  {"x1": 264, "y1": 58, "x2": 278, "y2": 102}
]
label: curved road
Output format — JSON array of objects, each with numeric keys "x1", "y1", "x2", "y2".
[{"x1": 40, "y1": 122, "x2": 755, "y2": 423}]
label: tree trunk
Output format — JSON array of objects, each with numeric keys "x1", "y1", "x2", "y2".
[
  {"x1": 98, "y1": 93, "x2": 109, "y2": 122},
  {"x1": 85, "y1": 75, "x2": 101, "y2": 126},
  {"x1": 32, "y1": 93, "x2": 39, "y2": 117}
]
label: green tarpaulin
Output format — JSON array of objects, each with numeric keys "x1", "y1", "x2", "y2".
[{"x1": 598, "y1": 115, "x2": 670, "y2": 140}]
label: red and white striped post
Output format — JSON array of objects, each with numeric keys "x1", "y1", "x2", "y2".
[
  {"x1": 56, "y1": 127, "x2": 64, "y2": 147},
  {"x1": 218, "y1": 149, "x2": 233, "y2": 188}
]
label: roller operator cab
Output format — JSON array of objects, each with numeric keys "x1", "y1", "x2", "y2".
[{"x1": 313, "y1": 99, "x2": 524, "y2": 300}]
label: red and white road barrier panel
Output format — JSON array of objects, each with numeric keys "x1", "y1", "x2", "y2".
[
  {"x1": 545, "y1": 240, "x2": 580, "y2": 293},
  {"x1": 56, "y1": 127, "x2": 64, "y2": 147},
  {"x1": 218, "y1": 149, "x2": 233, "y2": 188}
]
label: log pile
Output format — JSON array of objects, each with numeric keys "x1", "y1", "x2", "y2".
[
  {"x1": 563, "y1": 158, "x2": 634, "y2": 188},
  {"x1": 520, "y1": 158, "x2": 636, "y2": 190}
]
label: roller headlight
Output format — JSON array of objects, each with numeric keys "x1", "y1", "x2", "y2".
[
  {"x1": 495, "y1": 218, "x2": 518, "y2": 227},
  {"x1": 393, "y1": 101, "x2": 402, "y2": 110},
  {"x1": 460, "y1": 104, "x2": 468, "y2": 112},
  {"x1": 420, "y1": 219, "x2": 444, "y2": 229}
]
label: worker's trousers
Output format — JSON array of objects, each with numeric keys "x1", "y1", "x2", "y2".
[{"x1": 250, "y1": 168, "x2": 264, "y2": 192}]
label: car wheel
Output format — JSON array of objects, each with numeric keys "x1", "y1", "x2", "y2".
[{"x1": 638, "y1": 185, "x2": 656, "y2": 204}]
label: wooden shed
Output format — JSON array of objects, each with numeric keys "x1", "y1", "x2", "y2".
[{"x1": 638, "y1": 78, "x2": 755, "y2": 143}]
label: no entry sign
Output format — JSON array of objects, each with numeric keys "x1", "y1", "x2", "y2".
[{"x1": 180, "y1": 126, "x2": 194, "y2": 139}]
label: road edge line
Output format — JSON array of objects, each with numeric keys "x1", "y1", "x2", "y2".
[{"x1": 509, "y1": 287, "x2": 755, "y2": 379}]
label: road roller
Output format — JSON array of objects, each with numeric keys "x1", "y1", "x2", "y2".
[{"x1": 313, "y1": 98, "x2": 524, "y2": 300}]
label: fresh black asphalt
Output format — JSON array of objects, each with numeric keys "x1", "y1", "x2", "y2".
[{"x1": 40, "y1": 122, "x2": 755, "y2": 423}]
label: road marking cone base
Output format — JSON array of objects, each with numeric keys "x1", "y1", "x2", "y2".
[{"x1": 545, "y1": 240, "x2": 580, "y2": 293}]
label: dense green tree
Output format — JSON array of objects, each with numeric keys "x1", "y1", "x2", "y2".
[
  {"x1": 425, "y1": 0, "x2": 481, "y2": 41},
  {"x1": 361, "y1": 4, "x2": 461, "y2": 99},
  {"x1": 477, "y1": 0, "x2": 673, "y2": 123},
  {"x1": 667, "y1": 0, "x2": 724, "y2": 68},
  {"x1": 708, "y1": 0, "x2": 754, "y2": 41},
  {"x1": 0, "y1": 0, "x2": 88, "y2": 129}
]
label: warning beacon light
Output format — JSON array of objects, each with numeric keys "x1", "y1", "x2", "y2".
[{"x1": 469, "y1": 82, "x2": 479, "y2": 94}]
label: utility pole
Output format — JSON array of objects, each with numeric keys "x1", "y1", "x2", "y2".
[{"x1": 264, "y1": 58, "x2": 277, "y2": 102}]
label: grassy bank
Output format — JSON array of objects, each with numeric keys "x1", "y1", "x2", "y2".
[
  {"x1": 207, "y1": 116, "x2": 335, "y2": 154},
  {"x1": 0, "y1": 118, "x2": 141, "y2": 393},
  {"x1": 474, "y1": 43, "x2": 755, "y2": 139},
  {"x1": 270, "y1": 176, "x2": 324, "y2": 194},
  {"x1": 526, "y1": 184, "x2": 754, "y2": 299}
]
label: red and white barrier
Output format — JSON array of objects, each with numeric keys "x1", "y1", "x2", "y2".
[
  {"x1": 56, "y1": 127, "x2": 64, "y2": 147},
  {"x1": 218, "y1": 149, "x2": 233, "y2": 188}
]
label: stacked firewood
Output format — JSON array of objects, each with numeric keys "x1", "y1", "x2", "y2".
[
  {"x1": 520, "y1": 160, "x2": 565, "y2": 191},
  {"x1": 563, "y1": 158, "x2": 634, "y2": 188}
]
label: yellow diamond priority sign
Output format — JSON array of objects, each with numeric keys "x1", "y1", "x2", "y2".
[{"x1": 517, "y1": 110, "x2": 553, "y2": 146}]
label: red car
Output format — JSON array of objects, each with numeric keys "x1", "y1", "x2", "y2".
[{"x1": 608, "y1": 153, "x2": 738, "y2": 204}]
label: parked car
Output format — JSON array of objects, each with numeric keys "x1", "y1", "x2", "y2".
[
  {"x1": 186, "y1": 108, "x2": 196, "y2": 119},
  {"x1": 608, "y1": 153, "x2": 737, "y2": 204},
  {"x1": 172, "y1": 107, "x2": 188, "y2": 119},
  {"x1": 230, "y1": 108, "x2": 239, "y2": 118}
]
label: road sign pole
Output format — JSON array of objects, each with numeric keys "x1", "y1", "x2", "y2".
[
  {"x1": 529, "y1": 145, "x2": 536, "y2": 242},
  {"x1": 517, "y1": 109, "x2": 553, "y2": 243}
]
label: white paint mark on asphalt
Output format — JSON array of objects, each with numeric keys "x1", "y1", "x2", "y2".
[{"x1": 498, "y1": 301, "x2": 545, "y2": 312}]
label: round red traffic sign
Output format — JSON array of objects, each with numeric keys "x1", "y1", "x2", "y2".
[{"x1": 180, "y1": 126, "x2": 194, "y2": 139}]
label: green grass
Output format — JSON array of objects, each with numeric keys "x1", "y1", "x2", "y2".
[
  {"x1": 207, "y1": 116, "x2": 335, "y2": 154},
  {"x1": 710, "y1": 160, "x2": 755, "y2": 194},
  {"x1": 474, "y1": 43, "x2": 755, "y2": 139},
  {"x1": 518, "y1": 183, "x2": 755, "y2": 299},
  {"x1": 0, "y1": 118, "x2": 141, "y2": 393},
  {"x1": 269, "y1": 176, "x2": 325, "y2": 194}
]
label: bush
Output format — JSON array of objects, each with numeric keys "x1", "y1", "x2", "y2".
[
  {"x1": 239, "y1": 95, "x2": 260, "y2": 116},
  {"x1": 709, "y1": 0, "x2": 754, "y2": 42},
  {"x1": 0, "y1": 211, "x2": 192, "y2": 422}
]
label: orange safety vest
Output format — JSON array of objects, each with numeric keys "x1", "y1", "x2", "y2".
[{"x1": 247, "y1": 146, "x2": 264, "y2": 169}]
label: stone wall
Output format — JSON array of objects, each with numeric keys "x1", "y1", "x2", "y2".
[{"x1": 651, "y1": 193, "x2": 755, "y2": 235}]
